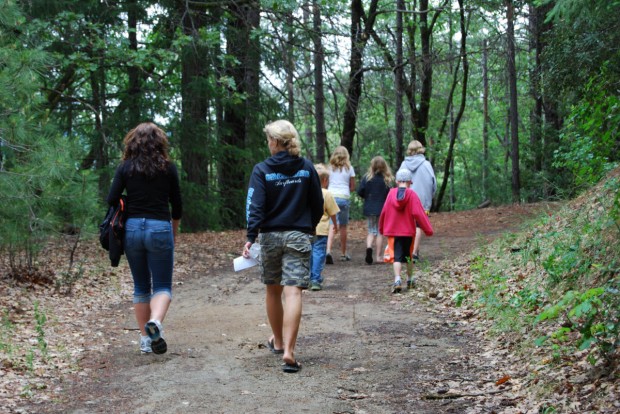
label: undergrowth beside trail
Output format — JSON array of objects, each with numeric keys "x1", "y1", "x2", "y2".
[{"x1": 446, "y1": 167, "x2": 619, "y2": 412}]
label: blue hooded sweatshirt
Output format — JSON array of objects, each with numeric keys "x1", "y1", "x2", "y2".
[{"x1": 246, "y1": 151, "x2": 323, "y2": 243}]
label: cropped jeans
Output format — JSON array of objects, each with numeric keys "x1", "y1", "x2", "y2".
[{"x1": 124, "y1": 218, "x2": 174, "y2": 304}]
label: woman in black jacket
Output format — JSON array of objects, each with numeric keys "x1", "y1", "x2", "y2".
[
  {"x1": 107, "y1": 122, "x2": 182, "y2": 355},
  {"x1": 242, "y1": 120, "x2": 323, "y2": 373},
  {"x1": 357, "y1": 156, "x2": 393, "y2": 264}
]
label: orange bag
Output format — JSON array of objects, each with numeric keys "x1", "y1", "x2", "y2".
[
  {"x1": 383, "y1": 237, "x2": 395, "y2": 263},
  {"x1": 383, "y1": 236, "x2": 414, "y2": 263}
]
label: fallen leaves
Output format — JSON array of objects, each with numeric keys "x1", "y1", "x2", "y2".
[{"x1": 495, "y1": 374, "x2": 511, "y2": 386}]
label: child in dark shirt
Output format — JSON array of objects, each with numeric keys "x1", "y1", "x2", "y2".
[{"x1": 357, "y1": 156, "x2": 393, "y2": 264}]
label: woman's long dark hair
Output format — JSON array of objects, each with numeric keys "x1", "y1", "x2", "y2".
[{"x1": 122, "y1": 122, "x2": 170, "y2": 177}]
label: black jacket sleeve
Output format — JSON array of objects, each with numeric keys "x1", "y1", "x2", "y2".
[{"x1": 246, "y1": 164, "x2": 266, "y2": 243}]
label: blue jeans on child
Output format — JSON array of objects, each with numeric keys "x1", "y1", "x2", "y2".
[
  {"x1": 310, "y1": 235, "x2": 328, "y2": 285},
  {"x1": 124, "y1": 218, "x2": 174, "y2": 304}
]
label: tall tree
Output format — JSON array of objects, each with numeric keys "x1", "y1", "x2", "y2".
[
  {"x1": 482, "y1": 38, "x2": 490, "y2": 201},
  {"x1": 313, "y1": 0, "x2": 327, "y2": 163},
  {"x1": 220, "y1": 1, "x2": 261, "y2": 228},
  {"x1": 340, "y1": 0, "x2": 379, "y2": 156},
  {"x1": 176, "y1": 1, "x2": 211, "y2": 231},
  {"x1": 394, "y1": 0, "x2": 405, "y2": 166},
  {"x1": 409, "y1": 0, "x2": 449, "y2": 147},
  {"x1": 506, "y1": 0, "x2": 520, "y2": 201},
  {"x1": 435, "y1": 0, "x2": 470, "y2": 211}
]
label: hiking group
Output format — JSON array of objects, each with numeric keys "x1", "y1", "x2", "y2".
[
  {"x1": 242, "y1": 120, "x2": 435, "y2": 372},
  {"x1": 106, "y1": 119, "x2": 435, "y2": 373}
]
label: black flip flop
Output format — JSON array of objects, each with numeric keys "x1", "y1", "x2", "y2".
[
  {"x1": 267, "y1": 338, "x2": 284, "y2": 354},
  {"x1": 282, "y1": 361, "x2": 301, "y2": 373}
]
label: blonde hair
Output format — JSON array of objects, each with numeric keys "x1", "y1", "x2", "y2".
[
  {"x1": 264, "y1": 120, "x2": 301, "y2": 157},
  {"x1": 314, "y1": 163, "x2": 330, "y2": 181},
  {"x1": 365, "y1": 156, "x2": 394, "y2": 186},
  {"x1": 406, "y1": 140, "x2": 426, "y2": 156},
  {"x1": 329, "y1": 145, "x2": 351, "y2": 171}
]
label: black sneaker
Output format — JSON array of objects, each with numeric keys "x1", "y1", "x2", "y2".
[
  {"x1": 145, "y1": 320, "x2": 167, "y2": 355},
  {"x1": 391, "y1": 280, "x2": 402, "y2": 294},
  {"x1": 325, "y1": 253, "x2": 333, "y2": 265},
  {"x1": 406, "y1": 279, "x2": 415, "y2": 289},
  {"x1": 365, "y1": 248, "x2": 373, "y2": 265}
]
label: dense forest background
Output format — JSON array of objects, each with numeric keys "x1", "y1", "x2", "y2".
[{"x1": 1, "y1": 0, "x2": 618, "y2": 265}]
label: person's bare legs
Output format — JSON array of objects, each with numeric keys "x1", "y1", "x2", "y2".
[
  {"x1": 326, "y1": 223, "x2": 335, "y2": 255},
  {"x1": 375, "y1": 234, "x2": 384, "y2": 262},
  {"x1": 281, "y1": 286, "x2": 302, "y2": 365},
  {"x1": 340, "y1": 225, "x2": 348, "y2": 256},
  {"x1": 134, "y1": 303, "x2": 150, "y2": 335},
  {"x1": 134, "y1": 293, "x2": 171, "y2": 335},
  {"x1": 406, "y1": 260, "x2": 414, "y2": 282},
  {"x1": 393, "y1": 261, "x2": 402, "y2": 282},
  {"x1": 150, "y1": 293, "x2": 171, "y2": 323},
  {"x1": 413, "y1": 227, "x2": 423, "y2": 258},
  {"x1": 366, "y1": 233, "x2": 374, "y2": 249},
  {"x1": 265, "y1": 284, "x2": 284, "y2": 350}
]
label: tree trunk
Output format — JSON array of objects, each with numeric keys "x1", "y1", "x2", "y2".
[
  {"x1": 313, "y1": 0, "x2": 327, "y2": 163},
  {"x1": 506, "y1": 0, "x2": 520, "y2": 202},
  {"x1": 341, "y1": 0, "x2": 379, "y2": 157},
  {"x1": 535, "y1": 1, "x2": 562, "y2": 198},
  {"x1": 395, "y1": 0, "x2": 405, "y2": 167},
  {"x1": 434, "y1": 0, "x2": 469, "y2": 212},
  {"x1": 528, "y1": 3, "x2": 543, "y2": 178},
  {"x1": 126, "y1": 0, "x2": 141, "y2": 127},
  {"x1": 220, "y1": 1, "x2": 260, "y2": 228},
  {"x1": 178, "y1": 3, "x2": 211, "y2": 231},
  {"x1": 285, "y1": 10, "x2": 295, "y2": 123},
  {"x1": 482, "y1": 38, "x2": 489, "y2": 201},
  {"x1": 404, "y1": 0, "x2": 448, "y2": 152},
  {"x1": 415, "y1": 0, "x2": 432, "y2": 147}
]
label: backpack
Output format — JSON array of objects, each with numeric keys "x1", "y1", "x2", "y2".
[{"x1": 99, "y1": 196, "x2": 127, "y2": 266}]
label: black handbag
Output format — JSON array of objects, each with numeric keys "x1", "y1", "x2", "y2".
[{"x1": 98, "y1": 195, "x2": 126, "y2": 266}]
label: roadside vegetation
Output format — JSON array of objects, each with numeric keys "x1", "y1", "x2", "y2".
[{"x1": 444, "y1": 168, "x2": 619, "y2": 412}]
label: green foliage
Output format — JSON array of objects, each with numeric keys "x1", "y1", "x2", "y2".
[
  {"x1": 0, "y1": 308, "x2": 15, "y2": 355},
  {"x1": 33, "y1": 301, "x2": 48, "y2": 356},
  {"x1": 1, "y1": 2, "x2": 98, "y2": 276},
  {"x1": 553, "y1": 65, "x2": 620, "y2": 191},
  {"x1": 452, "y1": 290, "x2": 467, "y2": 307},
  {"x1": 465, "y1": 172, "x2": 620, "y2": 368},
  {"x1": 536, "y1": 282, "x2": 619, "y2": 364}
]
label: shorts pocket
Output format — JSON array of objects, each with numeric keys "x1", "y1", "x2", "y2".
[{"x1": 286, "y1": 232, "x2": 312, "y2": 255}]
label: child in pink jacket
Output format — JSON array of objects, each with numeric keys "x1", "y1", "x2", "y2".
[{"x1": 379, "y1": 169, "x2": 434, "y2": 293}]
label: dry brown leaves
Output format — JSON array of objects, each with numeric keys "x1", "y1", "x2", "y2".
[
  {"x1": 1, "y1": 199, "x2": 618, "y2": 412},
  {"x1": 0, "y1": 228, "x2": 246, "y2": 411}
]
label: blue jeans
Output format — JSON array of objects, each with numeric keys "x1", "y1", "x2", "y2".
[
  {"x1": 310, "y1": 235, "x2": 328, "y2": 284},
  {"x1": 124, "y1": 218, "x2": 174, "y2": 304}
]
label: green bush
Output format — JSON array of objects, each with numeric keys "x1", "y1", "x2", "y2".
[{"x1": 553, "y1": 64, "x2": 620, "y2": 191}]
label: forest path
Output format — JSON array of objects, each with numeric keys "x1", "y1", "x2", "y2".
[{"x1": 25, "y1": 204, "x2": 544, "y2": 414}]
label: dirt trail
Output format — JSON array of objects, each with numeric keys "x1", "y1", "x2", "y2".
[{"x1": 23, "y1": 204, "x2": 545, "y2": 414}]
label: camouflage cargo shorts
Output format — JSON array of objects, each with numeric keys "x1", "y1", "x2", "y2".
[{"x1": 258, "y1": 231, "x2": 312, "y2": 288}]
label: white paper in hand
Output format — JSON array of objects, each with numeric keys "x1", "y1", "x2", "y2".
[{"x1": 233, "y1": 256, "x2": 258, "y2": 272}]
